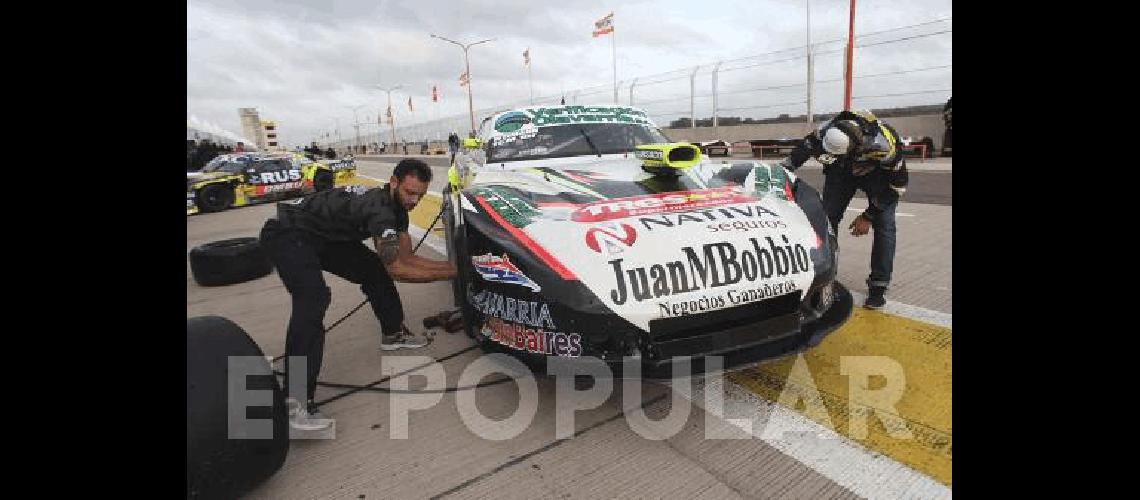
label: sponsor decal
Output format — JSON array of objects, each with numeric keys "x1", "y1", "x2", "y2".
[
  {"x1": 585, "y1": 222, "x2": 637, "y2": 255},
  {"x1": 256, "y1": 181, "x2": 306, "y2": 194},
  {"x1": 608, "y1": 235, "x2": 811, "y2": 305},
  {"x1": 570, "y1": 187, "x2": 755, "y2": 223},
  {"x1": 471, "y1": 253, "x2": 542, "y2": 292},
  {"x1": 726, "y1": 280, "x2": 799, "y2": 306},
  {"x1": 527, "y1": 106, "x2": 650, "y2": 127},
  {"x1": 656, "y1": 280, "x2": 799, "y2": 318},
  {"x1": 342, "y1": 185, "x2": 370, "y2": 196},
  {"x1": 706, "y1": 219, "x2": 788, "y2": 233},
  {"x1": 480, "y1": 317, "x2": 583, "y2": 358},
  {"x1": 751, "y1": 163, "x2": 794, "y2": 201},
  {"x1": 635, "y1": 149, "x2": 663, "y2": 161},
  {"x1": 471, "y1": 188, "x2": 543, "y2": 228},
  {"x1": 471, "y1": 290, "x2": 556, "y2": 329},
  {"x1": 254, "y1": 169, "x2": 303, "y2": 184},
  {"x1": 491, "y1": 126, "x2": 538, "y2": 146},
  {"x1": 494, "y1": 111, "x2": 532, "y2": 133},
  {"x1": 636, "y1": 203, "x2": 782, "y2": 232},
  {"x1": 658, "y1": 294, "x2": 727, "y2": 318}
]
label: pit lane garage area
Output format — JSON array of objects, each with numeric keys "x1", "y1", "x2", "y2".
[{"x1": 187, "y1": 160, "x2": 951, "y2": 499}]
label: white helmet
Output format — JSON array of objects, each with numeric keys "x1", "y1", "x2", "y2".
[
  {"x1": 819, "y1": 120, "x2": 862, "y2": 155},
  {"x1": 821, "y1": 127, "x2": 851, "y2": 155}
]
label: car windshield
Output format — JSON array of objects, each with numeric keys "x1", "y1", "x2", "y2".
[
  {"x1": 201, "y1": 157, "x2": 250, "y2": 173},
  {"x1": 487, "y1": 122, "x2": 670, "y2": 163}
]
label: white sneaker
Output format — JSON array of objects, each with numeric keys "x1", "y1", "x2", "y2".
[
  {"x1": 289, "y1": 403, "x2": 333, "y2": 431},
  {"x1": 285, "y1": 397, "x2": 302, "y2": 418},
  {"x1": 380, "y1": 329, "x2": 430, "y2": 351}
]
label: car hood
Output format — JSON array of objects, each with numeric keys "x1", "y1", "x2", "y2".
[{"x1": 460, "y1": 155, "x2": 818, "y2": 332}]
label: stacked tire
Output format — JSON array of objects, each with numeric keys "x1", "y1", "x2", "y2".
[{"x1": 190, "y1": 238, "x2": 273, "y2": 287}]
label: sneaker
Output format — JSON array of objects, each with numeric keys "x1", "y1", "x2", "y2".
[
  {"x1": 864, "y1": 286, "x2": 887, "y2": 309},
  {"x1": 289, "y1": 403, "x2": 333, "y2": 432},
  {"x1": 380, "y1": 327, "x2": 429, "y2": 351},
  {"x1": 285, "y1": 397, "x2": 302, "y2": 418}
]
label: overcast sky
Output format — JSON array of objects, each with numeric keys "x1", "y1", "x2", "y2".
[{"x1": 188, "y1": 0, "x2": 952, "y2": 147}]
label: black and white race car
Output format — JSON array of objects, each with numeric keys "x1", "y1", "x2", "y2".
[{"x1": 443, "y1": 105, "x2": 853, "y2": 376}]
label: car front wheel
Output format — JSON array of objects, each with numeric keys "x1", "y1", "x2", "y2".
[{"x1": 197, "y1": 184, "x2": 234, "y2": 213}]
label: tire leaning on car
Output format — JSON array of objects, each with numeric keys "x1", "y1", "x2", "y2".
[
  {"x1": 190, "y1": 237, "x2": 274, "y2": 287},
  {"x1": 187, "y1": 316, "x2": 288, "y2": 499},
  {"x1": 313, "y1": 170, "x2": 334, "y2": 192},
  {"x1": 197, "y1": 183, "x2": 235, "y2": 213}
]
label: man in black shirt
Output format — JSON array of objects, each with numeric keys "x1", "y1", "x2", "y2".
[{"x1": 259, "y1": 158, "x2": 456, "y2": 431}]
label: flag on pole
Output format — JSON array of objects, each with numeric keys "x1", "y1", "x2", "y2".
[
  {"x1": 459, "y1": 71, "x2": 469, "y2": 87},
  {"x1": 408, "y1": 96, "x2": 414, "y2": 112},
  {"x1": 523, "y1": 48, "x2": 530, "y2": 67},
  {"x1": 432, "y1": 85, "x2": 439, "y2": 102},
  {"x1": 592, "y1": 12, "x2": 614, "y2": 37}
]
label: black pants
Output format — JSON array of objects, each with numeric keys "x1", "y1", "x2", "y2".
[
  {"x1": 260, "y1": 220, "x2": 403, "y2": 402},
  {"x1": 820, "y1": 167, "x2": 900, "y2": 290}
]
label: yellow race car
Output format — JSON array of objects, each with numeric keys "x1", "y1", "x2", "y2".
[{"x1": 187, "y1": 153, "x2": 357, "y2": 214}]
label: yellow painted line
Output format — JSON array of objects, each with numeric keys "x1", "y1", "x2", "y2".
[{"x1": 727, "y1": 308, "x2": 952, "y2": 486}]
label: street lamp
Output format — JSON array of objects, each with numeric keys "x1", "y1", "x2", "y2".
[
  {"x1": 430, "y1": 34, "x2": 494, "y2": 136},
  {"x1": 347, "y1": 104, "x2": 366, "y2": 153},
  {"x1": 376, "y1": 84, "x2": 404, "y2": 151}
]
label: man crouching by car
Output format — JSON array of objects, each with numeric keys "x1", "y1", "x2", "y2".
[{"x1": 259, "y1": 158, "x2": 457, "y2": 432}]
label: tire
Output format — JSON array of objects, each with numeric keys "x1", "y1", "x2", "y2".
[
  {"x1": 197, "y1": 184, "x2": 235, "y2": 213},
  {"x1": 187, "y1": 316, "x2": 288, "y2": 499},
  {"x1": 442, "y1": 190, "x2": 481, "y2": 340},
  {"x1": 190, "y1": 237, "x2": 274, "y2": 287},
  {"x1": 313, "y1": 170, "x2": 334, "y2": 192}
]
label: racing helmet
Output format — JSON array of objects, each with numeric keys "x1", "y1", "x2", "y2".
[
  {"x1": 850, "y1": 109, "x2": 878, "y2": 124},
  {"x1": 820, "y1": 119, "x2": 863, "y2": 155}
]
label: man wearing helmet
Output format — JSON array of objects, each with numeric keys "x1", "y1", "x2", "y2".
[{"x1": 781, "y1": 109, "x2": 909, "y2": 309}]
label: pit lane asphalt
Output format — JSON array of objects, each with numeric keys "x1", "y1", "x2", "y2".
[{"x1": 187, "y1": 167, "x2": 951, "y2": 498}]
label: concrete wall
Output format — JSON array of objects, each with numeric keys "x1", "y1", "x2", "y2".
[{"x1": 664, "y1": 114, "x2": 946, "y2": 152}]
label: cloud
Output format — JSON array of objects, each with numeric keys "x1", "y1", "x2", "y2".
[{"x1": 188, "y1": 0, "x2": 951, "y2": 147}]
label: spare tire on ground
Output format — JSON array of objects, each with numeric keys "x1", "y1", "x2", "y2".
[
  {"x1": 187, "y1": 316, "x2": 288, "y2": 499},
  {"x1": 190, "y1": 237, "x2": 273, "y2": 286}
]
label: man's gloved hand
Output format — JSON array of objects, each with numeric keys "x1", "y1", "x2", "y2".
[{"x1": 849, "y1": 214, "x2": 871, "y2": 236}]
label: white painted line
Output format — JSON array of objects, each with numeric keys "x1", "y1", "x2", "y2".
[
  {"x1": 849, "y1": 289, "x2": 952, "y2": 329},
  {"x1": 406, "y1": 224, "x2": 447, "y2": 256},
  {"x1": 674, "y1": 376, "x2": 953, "y2": 500}
]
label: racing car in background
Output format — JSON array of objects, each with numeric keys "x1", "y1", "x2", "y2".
[
  {"x1": 187, "y1": 152, "x2": 356, "y2": 214},
  {"x1": 442, "y1": 105, "x2": 853, "y2": 376}
]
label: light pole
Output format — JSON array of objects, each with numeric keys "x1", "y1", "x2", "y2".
[
  {"x1": 376, "y1": 84, "x2": 404, "y2": 150},
  {"x1": 431, "y1": 34, "x2": 495, "y2": 136},
  {"x1": 806, "y1": 0, "x2": 814, "y2": 132},
  {"x1": 347, "y1": 104, "x2": 365, "y2": 153}
]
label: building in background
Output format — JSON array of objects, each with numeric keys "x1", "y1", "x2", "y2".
[
  {"x1": 239, "y1": 108, "x2": 264, "y2": 150},
  {"x1": 261, "y1": 120, "x2": 281, "y2": 151}
]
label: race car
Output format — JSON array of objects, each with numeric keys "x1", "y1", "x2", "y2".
[
  {"x1": 442, "y1": 105, "x2": 854, "y2": 377},
  {"x1": 187, "y1": 152, "x2": 356, "y2": 214}
]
